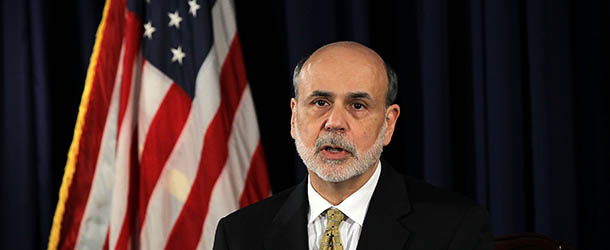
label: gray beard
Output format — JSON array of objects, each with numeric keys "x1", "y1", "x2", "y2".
[{"x1": 294, "y1": 119, "x2": 386, "y2": 183}]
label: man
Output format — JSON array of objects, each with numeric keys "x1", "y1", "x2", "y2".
[{"x1": 213, "y1": 41, "x2": 493, "y2": 250}]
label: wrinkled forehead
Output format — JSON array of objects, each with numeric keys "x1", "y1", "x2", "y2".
[
  {"x1": 306, "y1": 42, "x2": 386, "y2": 73},
  {"x1": 297, "y1": 43, "x2": 388, "y2": 100}
]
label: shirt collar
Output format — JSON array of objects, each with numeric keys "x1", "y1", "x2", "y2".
[{"x1": 307, "y1": 161, "x2": 382, "y2": 226}]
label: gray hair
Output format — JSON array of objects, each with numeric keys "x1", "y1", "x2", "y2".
[{"x1": 292, "y1": 55, "x2": 398, "y2": 107}]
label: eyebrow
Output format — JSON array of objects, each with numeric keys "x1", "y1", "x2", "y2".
[
  {"x1": 347, "y1": 92, "x2": 372, "y2": 100},
  {"x1": 307, "y1": 90, "x2": 334, "y2": 99},
  {"x1": 305, "y1": 90, "x2": 372, "y2": 101}
]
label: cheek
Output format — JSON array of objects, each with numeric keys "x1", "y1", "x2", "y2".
[
  {"x1": 352, "y1": 128, "x2": 373, "y2": 147},
  {"x1": 353, "y1": 121, "x2": 382, "y2": 146},
  {"x1": 295, "y1": 116, "x2": 319, "y2": 144}
]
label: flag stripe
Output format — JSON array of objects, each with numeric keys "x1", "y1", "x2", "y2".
[
  {"x1": 210, "y1": 0, "x2": 237, "y2": 63},
  {"x1": 137, "y1": 82, "x2": 192, "y2": 239},
  {"x1": 138, "y1": 48, "x2": 223, "y2": 249},
  {"x1": 239, "y1": 143, "x2": 270, "y2": 208},
  {"x1": 163, "y1": 34, "x2": 248, "y2": 250},
  {"x1": 198, "y1": 86, "x2": 266, "y2": 250},
  {"x1": 109, "y1": 74, "x2": 135, "y2": 250},
  {"x1": 53, "y1": 0, "x2": 126, "y2": 247},
  {"x1": 110, "y1": 17, "x2": 141, "y2": 248},
  {"x1": 113, "y1": 128, "x2": 139, "y2": 250},
  {"x1": 139, "y1": 0, "x2": 240, "y2": 246},
  {"x1": 136, "y1": 62, "x2": 174, "y2": 158},
  {"x1": 138, "y1": 45, "x2": 225, "y2": 249},
  {"x1": 117, "y1": 11, "x2": 141, "y2": 141},
  {"x1": 103, "y1": 231, "x2": 109, "y2": 250},
  {"x1": 73, "y1": 39, "x2": 125, "y2": 250}
]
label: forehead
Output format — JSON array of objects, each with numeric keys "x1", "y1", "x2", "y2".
[{"x1": 298, "y1": 45, "x2": 387, "y2": 99}]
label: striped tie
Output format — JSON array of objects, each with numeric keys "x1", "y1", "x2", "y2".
[{"x1": 320, "y1": 208, "x2": 345, "y2": 250}]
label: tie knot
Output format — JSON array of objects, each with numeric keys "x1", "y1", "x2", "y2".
[{"x1": 326, "y1": 208, "x2": 345, "y2": 223}]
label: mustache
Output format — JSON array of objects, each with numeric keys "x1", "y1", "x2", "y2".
[{"x1": 314, "y1": 134, "x2": 357, "y2": 156}]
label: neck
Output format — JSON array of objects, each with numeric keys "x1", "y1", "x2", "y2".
[{"x1": 309, "y1": 160, "x2": 379, "y2": 205}]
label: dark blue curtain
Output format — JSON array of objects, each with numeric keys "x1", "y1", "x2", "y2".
[
  {"x1": 1, "y1": 1, "x2": 51, "y2": 249},
  {"x1": 1, "y1": 0, "x2": 103, "y2": 249},
  {"x1": 1, "y1": 0, "x2": 607, "y2": 249},
  {"x1": 235, "y1": 0, "x2": 609, "y2": 249}
]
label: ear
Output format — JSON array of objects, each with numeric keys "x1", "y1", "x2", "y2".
[
  {"x1": 290, "y1": 98, "x2": 297, "y2": 139},
  {"x1": 383, "y1": 104, "x2": 400, "y2": 146}
]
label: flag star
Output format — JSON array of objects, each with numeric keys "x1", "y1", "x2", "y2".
[
  {"x1": 168, "y1": 10, "x2": 182, "y2": 28},
  {"x1": 143, "y1": 21, "x2": 156, "y2": 39},
  {"x1": 188, "y1": 0, "x2": 201, "y2": 17},
  {"x1": 171, "y1": 46, "x2": 186, "y2": 64}
]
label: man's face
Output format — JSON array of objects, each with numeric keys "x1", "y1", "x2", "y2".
[{"x1": 290, "y1": 44, "x2": 399, "y2": 183}]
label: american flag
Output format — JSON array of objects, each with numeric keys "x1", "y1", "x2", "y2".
[{"x1": 48, "y1": 0, "x2": 270, "y2": 249}]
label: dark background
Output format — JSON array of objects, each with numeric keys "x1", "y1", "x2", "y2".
[{"x1": 1, "y1": 0, "x2": 608, "y2": 249}]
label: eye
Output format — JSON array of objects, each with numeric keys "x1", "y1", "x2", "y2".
[
  {"x1": 314, "y1": 99, "x2": 329, "y2": 107},
  {"x1": 352, "y1": 103, "x2": 365, "y2": 110}
]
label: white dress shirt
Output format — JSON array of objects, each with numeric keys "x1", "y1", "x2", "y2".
[{"x1": 307, "y1": 162, "x2": 382, "y2": 250}]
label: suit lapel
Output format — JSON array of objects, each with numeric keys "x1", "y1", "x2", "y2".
[
  {"x1": 357, "y1": 162, "x2": 412, "y2": 250},
  {"x1": 264, "y1": 178, "x2": 309, "y2": 250}
]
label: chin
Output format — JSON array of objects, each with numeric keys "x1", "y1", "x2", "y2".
[{"x1": 309, "y1": 158, "x2": 372, "y2": 183}]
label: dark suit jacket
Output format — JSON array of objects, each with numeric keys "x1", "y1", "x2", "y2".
[{"x1": 213, "y1": 161, "x2": 493, "y2": 250}]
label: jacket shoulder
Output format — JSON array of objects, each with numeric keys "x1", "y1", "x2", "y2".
[
  {"x1": 221, "y1": 185, "x2": 296, "y2": 226},
  {"x1": 397, "y1": 174, "x2": 492, "y2": 249},
  {"x1": 213, "y1": 186, "x2": 300, "y2": 250}
]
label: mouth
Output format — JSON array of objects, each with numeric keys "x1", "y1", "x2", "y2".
[
  {"x1": 322, "y1": 145, "x2": 346, "y2": 152},
  {"x1": 319, "y1": 144, "x2": 352, "y2": 160}
]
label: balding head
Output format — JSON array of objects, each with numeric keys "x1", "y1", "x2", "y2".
[{"x1": 293, "y1": 41, "x2": 398, "y2": 107}]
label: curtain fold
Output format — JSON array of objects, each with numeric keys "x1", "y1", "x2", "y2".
[{"x1": 1, "y1": 0, "x2": 51, "y2": 248}]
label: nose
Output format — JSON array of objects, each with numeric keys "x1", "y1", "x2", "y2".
[{"x1": 324, "y1": 106, "x2": 347, "y2": 133}]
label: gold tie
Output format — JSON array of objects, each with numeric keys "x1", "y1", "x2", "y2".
[{"x1": 320, "y1": 208, "x2": 345, "y2": 250}]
